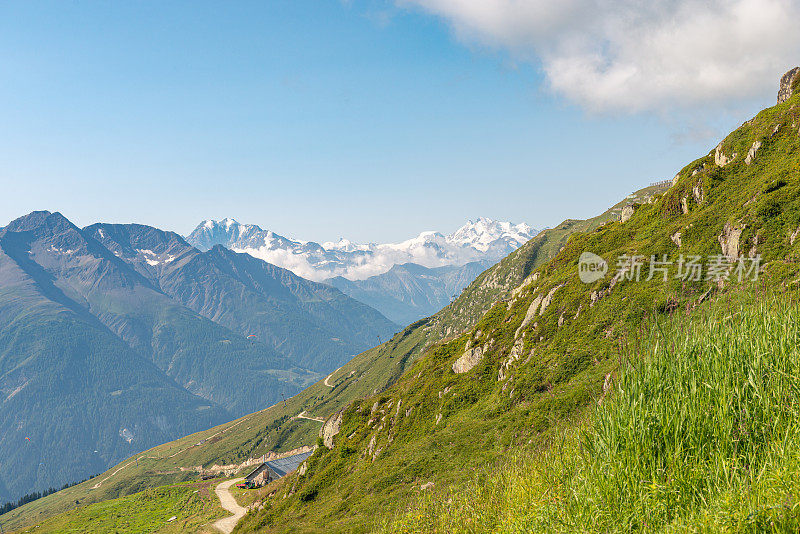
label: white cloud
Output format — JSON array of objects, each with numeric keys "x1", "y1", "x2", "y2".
[{"x1": 400, "y1": 0, "x2": 800, "y2": 112}]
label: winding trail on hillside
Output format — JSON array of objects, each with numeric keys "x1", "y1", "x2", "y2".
[
  {"x1": 213, "y1": 478, "x2": 246, "y2": 533},
  {"x1": 296, "y1": 410, "x2": 325, "y2": 423},
  {"x1": 323, "y1": 366, "x2": 341, "y2": 387}
]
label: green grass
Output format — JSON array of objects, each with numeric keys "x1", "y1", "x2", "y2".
[
  {"x1": 11, "y1": 479, "x2": 228, "y2": 534},
  {"x1": 384, "y1": 294, "x2": 800, "y2": 532}
]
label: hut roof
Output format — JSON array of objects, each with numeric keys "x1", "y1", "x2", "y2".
[{"x1": 265, "y1": 451, "x2": 313, "y2": 478}]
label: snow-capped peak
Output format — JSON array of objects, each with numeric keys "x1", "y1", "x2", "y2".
[
  {"x1": 199, "y1": 218, "x2": 241, "y2": 232},
  {"x1": 186, "y1": 217, "x2": 536, "y2": 281},
  {"x1": 448, "y1": 217, "x2": 534, "y2": 251}
]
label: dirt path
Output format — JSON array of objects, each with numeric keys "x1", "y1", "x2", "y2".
[
  {"x1": 213, "y1": 478, "x2": 246, "y2": 533},
  {"x1": 323, "y1": 366, "x2": 340, "y2": 387},
  {"x1": 296, "y1": 410, "x2": 325, "y2": 423}
]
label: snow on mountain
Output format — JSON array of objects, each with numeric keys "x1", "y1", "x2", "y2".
[
  {"x1": 186, "y1": 217, "x2": 536, "y2": 282},
  {"x1": 449, "y1": 217, "x2": 535, "y2": 251}
]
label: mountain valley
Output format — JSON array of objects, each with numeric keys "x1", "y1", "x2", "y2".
[{"x1": 0, "y1": 212, "x2": 396, "y2": 505}]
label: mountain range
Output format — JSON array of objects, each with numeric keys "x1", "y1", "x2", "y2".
[
  {"x1": 186, "y1": 217, "x2": 536, "y2": 324},
  {"x1": 0, "y1": 212, "x2": 396, "y2": 504},
  {"x1": 185, "y1": 217, "x2": 535, "y2": 282}
]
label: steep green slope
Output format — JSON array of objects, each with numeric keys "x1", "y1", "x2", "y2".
[
  {"x1": 231, "y1": 79, "x2": 800, "y2": 532},
  {"x1": 386, "y1": 293, "x2": 800, "y2": 532},
  {"x1": 429, "y1": 183, "x2": 666, "y2": 338}
]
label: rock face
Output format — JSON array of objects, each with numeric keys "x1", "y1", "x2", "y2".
[
  {"x1": 452, "y1": 345, "x2": 485, "y2": 374},
  {"x1": 515, "y1": 294, "x2": 544, "y2": 338},
  {"x1": 692, "y1": 185, "x2": 704, "y2": 204},
  {"x1": 719, "y1": 223, "x2": 745, "y2": 260},
  {"x1": 745, "y1": 141, "x2": 762, "y2": 165},
  {"x1": 791, "y1": 226, "x2": 800, "y2": 245},
  {"x1": 539, "y1": 284, "x2": 563, "y2": 314},
  {"x1": 778, "y1": 67, "x2": 800, "y2": 104},
  {"x1": 320, "y1": 409, "x2": 344, "y2": 449},
  {"x1": 714, "y1": 143, "x2": 736, "y2": 167},
  {"x1": 620, "y1": 205, "x2": 635, "y2": 223}
]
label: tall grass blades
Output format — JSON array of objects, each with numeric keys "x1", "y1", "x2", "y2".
[
  {"x1": 565, "y1": 297, "x2": 800, "y2": 532},
  {"x1": 384, "y1": 295, "x2": 800, "y2": 533}
]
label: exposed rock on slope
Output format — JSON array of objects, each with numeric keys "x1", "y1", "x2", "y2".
[
  {"x1": 452, "y1": 344, "x2": 485, "y2": 374},
  {"x1": 719, "y1": 223, "x2": 745, "y2": 260},
  {"x1": 620, "y1": 205, "x2": 635, "y2": 223},
  {"x1": 778, "y1": 66, "x2": 800, "y2": 104},
  {"x1": 320, "y1": 410, "x2": 344, "y2": 449}
]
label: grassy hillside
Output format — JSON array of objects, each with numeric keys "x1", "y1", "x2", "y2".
[
  {"x1": 385, "y1": 293, "x2": 800, "y2": 532},
  {"x1": 13, "y1": 479, "x2": 228, "y2": 534},
  {"x1": 230, "y1": 87, "x2": 800, "y2": 532}
]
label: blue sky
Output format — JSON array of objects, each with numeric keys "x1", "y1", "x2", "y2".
[{"x1": 0, "y1": 0, "x2": 792, "y2": 242}]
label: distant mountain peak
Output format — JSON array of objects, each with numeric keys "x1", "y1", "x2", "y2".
[
  {"x1": 186, "y1": 217, "x2": 536, "y2": 281},
  {"x1": 5, "y1": 210, "x2": 70, "y2": 233},
  {"x1": 449, "y1": 217, "x2": 534, "y2": 252}
]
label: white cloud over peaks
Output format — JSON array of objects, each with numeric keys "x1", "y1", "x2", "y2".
[{"x1": 401, "y1": 0, "x2": 800, "y2": 111}]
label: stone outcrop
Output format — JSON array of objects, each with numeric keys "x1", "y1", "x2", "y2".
[
  {"x1": 719, "y1": 223, "x2": 745, "y2": 260},
  {"x1": 498, "y1": 338, "x2": 525, "y2": 382},
  {"x1": 620, "y1": 205, "x2": 635, "y2": 223},
  {"x1": 778, "y1": 67, "x2": 800, "y2": 104},
  {"x1": 714, "y1": 143, "x2": 736, "y2": 167},
  {"x1": 539, "y1": 284, "x2": 563, "y2": 314},
  {"x1": 452, "y1": 344, "x2": 485, "y2": 374},
  {"x1": 320, "y1": 409, "x2": 344, "y2": 449},
  {"x1": 791, "y1": 225, "x2": 800, "y2": 245},
  {"x1": 511, "y1": 273, "x2": 539, "y2": 299},
  {"x1": 692, "y1": 184, "x2": 704, "y2": 204},
  {"x1": 745, "y1": 141, "x2": 762, "y2": 165},
  {"x1": 514, "y1": 294, "x2": 543, "y2": 338}
]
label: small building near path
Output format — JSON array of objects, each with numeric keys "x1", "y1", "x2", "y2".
[{"x1": 243, "y1": 450, "x2": 313, "y2": 488}]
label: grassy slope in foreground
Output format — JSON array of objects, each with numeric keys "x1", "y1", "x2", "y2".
[
  {"x1": 13, "y1": 479, "x2": 227, "y2": 534},
  {"x1": 0, "y1": 184, "x2": 662, "y2": 531},
  {"x1": 386, "y1": 293, "x2": 800, "y2": 532},
  {"x1": 233, "y1": 87, "x2": 800, "y2": 532}
]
